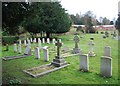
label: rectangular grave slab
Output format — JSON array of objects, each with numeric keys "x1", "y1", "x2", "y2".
[
  {"x1": 2, "y1": 54, "x2": 31, "y2": 61},
  {"x1": 23, "y1": 63, "x2": 70, "y2": 78}
]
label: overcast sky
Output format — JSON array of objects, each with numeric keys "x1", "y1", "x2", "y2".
[{"x1": 60, "y1": 0, "x2": 119, "y2": 21}]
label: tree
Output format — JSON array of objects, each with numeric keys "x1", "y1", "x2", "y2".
[
  {"x1": 102, "y1": 17, "x2": 110, "y2": 25},
  {"x1": 109, "y1": 21, "x2": 114, "y2": 25},
  {"x1": 22, "y1": 2, "x2": 71, "y2": 38},
  {"x1": 2, "y1": 2, "x2": 30, "y2": 35}
]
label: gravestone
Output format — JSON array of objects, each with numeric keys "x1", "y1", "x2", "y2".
[
  {"x1": 51, "y1": 39, "x2": 68, "y2": 67},
  {"x1": 14, "y1": 43, "x2": 17, "y2": 53},
  {"x1": 104, "y1": 46, "x2": 111, "y2": 57},
  {"x1": 18, "y1": 44, "x2": 22, "y2": 54},
  {"x1": 19, "y1": 40, "x2": 22, "y2": 44},
  {"x1": 34, "y1": 38, "x2": 36, "y2": 43},
  {"x1": 38, "y1": 38, "x2": 41, "y2": 49},
  {"x1": 100, "y1": 56, "x2": 112, "y2": 78},
  {"x1": 43, "y1": 47, "x2": 49, "y2": 61},
  {"x1": 42, "y1": 38, "x2": 45, "y2": 43},
  {"x1": 5, "y1": 44, "x2": 9, "y2": 51},
  {"x1": 34, "y1": 47, "x2": 40, "y2": 59},
  {"x1": 59, "y1": 39, "x2": 61, "y2": 43},
  {"x1": 24, "y1": 44, "x2": 32, "y2": 55},
  {"x1": 52, "y1": 38, "x2": 56, "y2": 45},
  {"x1": 24, "y1": 40, "x2": 27, "y2": 46},
  {"x1": 47, "y1": 38, "x2": 50, "y2": 44},
  {"x1": 88, "y1": 40, "x2": 96, "y2": 57},
  {"x1": 28, "y1": 40, "x2": 31, "y2": 47},
  {"x1": 80, "y1": 54, "x2": 89, "y2": 72},
  {"x1": 73, "y1": 35, "x2": 82, "y2": 54},
  {"x1": 30, "y1": 38, "x2": 33, "y2": 42}
]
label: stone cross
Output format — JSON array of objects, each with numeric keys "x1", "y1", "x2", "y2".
[
  {"x1": 14, "y1": 43, "x2": 17, "y2": 53},
  {"x1": 104, "y1": 46, "x2": 111, "y2": 57},
  {"x1": 55, "y1": 39, "x2": 63, "y2": 57},
  {"x1": 100, "y1": 56, "x2": 112, "y2": 78},
  {"x1": 88, "y1": 40, "x2": 94, "y2": 53},
  {"x1": 34, "y1": 47, "x2": 40, "y2": 59},
  {"x1": 73, "y1": 35, "x2": 80, "y2": 48}
]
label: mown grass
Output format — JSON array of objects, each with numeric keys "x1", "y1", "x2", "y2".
[{"x1": 1, "y1": 32, "x2": 119, "y2": 84}]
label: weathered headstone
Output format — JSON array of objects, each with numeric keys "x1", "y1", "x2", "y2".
[
  {"x1": 42, "y1": 38, "x2": 45, "y2": 43},
  {"x1": 47, "y1": 38, "x2": 50, "y2": 44},
  {"x1": 52, "y1": 38, "x2": 56, "y2": 45},
  {"x1": 80, "y1": 54, "x2": 89, "y2": 72},
  {"x1": 34, "y1": 47, "x2": 40, "y2": 59},
  {"x1": 28, "y1": 40, "x2": 31, "y2": 47},
  {"x1": 30, "y1": 38, "x2": 33, "y2": 42},
  {"x1": 24, "y1": 40, "x2": 27, "y2": 46},
  {"x1": 100, "y1": 56, "x2": 112, "y2": 78},
  {"x1": 51, "y1": 39, "x2": 67, "y2": 67},
  {"x1": 88, "y1": 40, "x2": 96, "y2": 57},
  {"x1": 19, "y1": 40, "x2": 22, "y2": 44},
  {"x1": 73, "y1": 35, "x2": 82, "y2": 54},
  {"x1": 43, "y1": 47, "x2": 49, "y2": 61},
  {"x1": 104, "y1": 46, "x2": 111, "y2": 57},
  {"x1": 24, "y1": 44, "x2": 32, "y2": 55},
  {"x1": 34, "y1": 38, "x2": 36, "y2": 43},
  {"x1": 59, "y1": 39, "x2": 61, "y2": 43},
  {"x1": 14, "y1": 43, "x2": 17, "y2": 53},
  {"x1": 38, "y1": 38, "x2": 41, "y2": 49},
  {"x1": 18, "y1": 44, "x2": 22, "y2": 54}
]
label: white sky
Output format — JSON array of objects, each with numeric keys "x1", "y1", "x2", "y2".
[{"x1": 60, "y1": 0, "x2": 120, "y2": 21}]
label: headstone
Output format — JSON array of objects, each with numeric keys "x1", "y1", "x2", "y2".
[
  {"x1": 34, "y1": 47, "x2": 40, "y2": 59},
  {"x1": 28, "y1": 40, "x2": 31, "y2": 47},
  {"x1": 30, "y1": 38, "x2": 33, "y2": 42},
  {"x1": 104, "y1": 46, "x2": 111, "y2": 57},
  {"x1": 100, "y1": 56, "x2": 112, "y2": 78},
  {"x1": 24, "y1": 40, "x2": 27, "y2": 46},
  {"x1": 18, "y1": 44, "x2": 22, "y2": 54},
  {"x1": 34, "y1": 38, "x2": 36, "y2": 43},
  {"x1": 43, "y1": 47, "x2": 49, "y2": 61},
  {"x1": 59, "y1": 39, "x2": 61, "y2": 43},
  {"x1": 6, "y1": 44, "x2": 9, "y2": 51},
  {"x1": 24, "y1": 44, "x2": 32, "y2": 55},
  {"x1": 38, "y1": 38, "x2": 41, "y2": 49},
  {"x1": 14, "y1": 43, "x2": 17, "y2": 53},
  {"x1": 52, "y1": 38, "x2": 56, "y2": 45},
  {"x1": 42, "y1": 38, "x2": 45, "y2": 43},
  {"x1": 88, "y1": 40, "x2": 96, "y2": 57},
  {"x1": 73, "y1": 35, "x2": 82, "y2": 54},
  {"x1": 19, "y1": 40, "x2": 21, "y2": 44},
  {"x1": 51, "y1": 39, "x2": 67, "y2": 67},
  {"x1": 47, "y1": 38, "x2": 50, "y2": 44},
  {"x1": 80, "y1": 54, "x2": 89, "y2": 72}
]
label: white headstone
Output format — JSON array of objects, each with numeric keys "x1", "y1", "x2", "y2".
[
  {"x1": 24, "y1": 44, "x2": 31, "y2": 55},
  {"x1": 38, "y1": 38, "x2": 41, "y2": 49},
  {"x1": 14, "y1": 43, "x2": 17, "y2": 53},
  {"x1": 34, "y1": 38, "x2": 36, "y2": 43},
  {"x1": 24, "y1": 40, "x2": 27, "y2": 46},
  {"x1": 52, "y1": 38, "x2": 56, "y2": 44},
  {"x1": 47, "y1": 38, "x2": 50, "y2": 44},
  {"x1": 34, "y1": 47, "x2": 40, "y2": 59},
  {"x1": 100, "y1": 56, "x2": 112, "y2": 77},
  {"x1": 19, "y1": 40, "x2": 22, "y2": 44},
  {"x1": 104, "y1": 46, "x2": 111, "y2": 57},
  {"x1": 43, "y1": 48, "x2": 49, "y2": 61},
  {"x1": 59, "y1": 39, "x2": 61, "y2": 43},
  {"x1": 28, "y1": 40, "x2": 31, "y2": 47},
  {"x1": 88, "y1": 40, "x2": 96, "y2": 57},
  {"x1": 80, "y1": 54, "x2": 89, "y2": 72},
  {"x1": 18, "y1": 44, "x2": 22, "y2": 54},
  {"x1": 30, "y1": 38, "x2": 33, "y2": 42},
  {"x1": 42, "y1": 38, "x2": 45, "y2": 43}
]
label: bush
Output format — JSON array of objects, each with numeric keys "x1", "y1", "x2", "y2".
[
  {"x1": 8, "y1": 79, "x2": 22, "y2": 85},
  {"x1": 2, "y1": 36, "x2": 19, "y2": 45}
]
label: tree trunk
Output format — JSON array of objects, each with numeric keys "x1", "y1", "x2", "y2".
[{"x1": 46, "y1": 32, "x2": 50, "y2": 38}]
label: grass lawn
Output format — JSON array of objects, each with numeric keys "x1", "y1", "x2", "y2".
[{"x1": 1, "y1": 32, "x2": 119, "y2": 84}]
